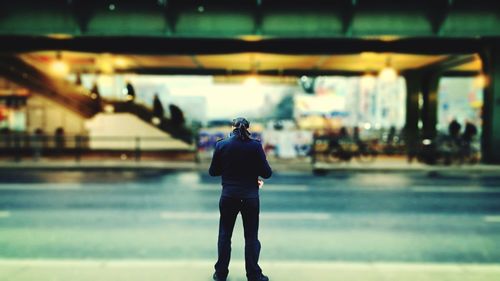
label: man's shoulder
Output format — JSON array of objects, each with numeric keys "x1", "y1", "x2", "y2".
[
  {"x1": 215, "y1": 136, "x2": 231, "y2": 147},
  {"x1": 250, "y1": 138, "x2": 262, "y2": 144},
  {"x1": 249, "y1": 138, "x2": 263, "y2": 148},
  {"x1": 218, "y1": 136, "x2": 261, "y2": 146}
]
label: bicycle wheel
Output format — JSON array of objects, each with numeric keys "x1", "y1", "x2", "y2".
[
  {"x1": 328, "y1": 148, "x2": 343, "y2": 163},
  {"x1": 357, "y1": 148, "x2": 377, "y2": 163}
]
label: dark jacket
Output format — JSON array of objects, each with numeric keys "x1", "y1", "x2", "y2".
[{"x1": 209, "y1": 135, "x2": 272, "y2": 198}]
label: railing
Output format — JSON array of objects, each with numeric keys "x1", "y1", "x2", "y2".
[
  {"x1": 109, "y1": 101, "x2": 194, "y2": 144},
  {"x1": 0, "y1": 134, "x2": 196, "y2": 162}
]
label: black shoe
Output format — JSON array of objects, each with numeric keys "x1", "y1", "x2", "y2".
[
  {"x1": 248, "y1": 274, "x2": 269, "y2": 281},
  {"x1": 213, "y1": 272, "x2": 226, "y2": 281}
]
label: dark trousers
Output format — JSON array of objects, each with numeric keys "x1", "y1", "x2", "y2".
[{"x1": 215, "y1": 196, "x2": 262, "y2": 279}]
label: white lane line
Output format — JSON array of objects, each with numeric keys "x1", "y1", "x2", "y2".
[
  {"x1": 160, "y1": 212, "x2": 216, "y2": 220},
  {"x1": 0, "y1": 184, "x2": 81, "y2": 191},
  {"x1": 160, "y1": 211, "x2": 330, "y2": 220},
  {"x1": 262, "y1": 185, "x2": 309, "y2": 192},
  {"x1": 0, "y1": 211, "x2": 10, "y2": 218},
  {"x1": 190, "y1": 184, "x2": 309, "y2": 192},
  {"x1": 411, "y1": 186, "x2": 500, "y2": 193},
  {"x1": 483, "y1": 216, "x2": 500, "y2": 223},
  {"x1": 194, "y1": 185, "x2": 500, "y2": 194}
]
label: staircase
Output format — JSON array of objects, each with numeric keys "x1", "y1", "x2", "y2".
[
  {"x1": 0, "y1": 55, "x2": 99, "y2": 118},
  {"x1": 110, "y1": 101, "x2": 194, "y2": 144},
  {"x1": 0, "y1": 56, "x2": 193, "y2": 144}
]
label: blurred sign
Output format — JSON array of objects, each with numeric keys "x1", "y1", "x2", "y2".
[{"x1": 294, "y1": 94, "x2": 346, "y2": 116}]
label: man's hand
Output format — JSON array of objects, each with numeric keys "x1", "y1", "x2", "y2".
[{"x1": 258, "y1": 179, "x2": 264, "y2": 189}]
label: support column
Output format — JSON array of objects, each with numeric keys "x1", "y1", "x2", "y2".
[
  {"x1": 480, "y1": 42, "x2": 500, "y2": 164},
  {"x1": 421, "y1": 73, "x2": 440, "y2": 140},
  {"x1": 403, "y1": 72, "x2": 423, "y2": 162},
  {"x1": 403, "y1": 72, "x2": 421, "y2": 141}
]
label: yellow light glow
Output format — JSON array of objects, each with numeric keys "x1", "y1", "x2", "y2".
[
  {"x1": 97, "y1": 54, "x2": 115, "y2": 74},
  {"x1": 474, "y1": 73, "x2": 488, "y2": 88},
  {"x1": 379, "y1": 35, "x2": 400, "y2": 42},
  {"x1": 378, "y1": 66, "x2": 398, "y2": 82},
  {"x1": 104, "y1": 104, "x2": 115, "y2": 113},
  {"x1": 239, "y1": 35, "x2": 263, "y2": 42},
  {"x1": 360, "y1": 52, "x2": 378, "y2": 59},
  {"x1": 47, "y1": 34, "x2": 73, "y2": 39},
  {"x1": 50, "y1": 60, "x2": 69, "y2": 77},
  {"x1": 114, "y1": 57, "x2": 129, "y2": 68},
  {"x1": 99, "y1": 62, "x2": 114, "y2": 74},
  {"x1": 243, "y1": 76, "x2": 260, "y2": 87}
]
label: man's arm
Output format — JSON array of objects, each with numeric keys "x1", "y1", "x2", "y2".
[
  {"x1": 257, "y1": 144, "x2": 272, "y2": 179},
  {"x1": 208, "y1": 142, "x2": 222, "y2": 176}
]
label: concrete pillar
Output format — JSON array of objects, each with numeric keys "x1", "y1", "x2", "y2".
[
  {"x1": 480, "y1": 43, "x2": 500, "y2": 164},
  {"x1": 403, "y1": 72, "x2": 421, "y2": 141},
  {"x1": 421, "y1": 73, "x2": 440, "y2": 140},
  {"x1": 403, "y1": 72, "x2": 423, "y2": 161}
]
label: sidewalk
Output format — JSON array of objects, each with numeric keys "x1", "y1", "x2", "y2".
[
  {"x1": 1, "y1": 157, "x2": 500, "y2": 175},
  {"x1": 0, "y1": 160, "x2": 197, "y2": 172},
  {"x1": 312, "y1": 156, "x2": 500, "y2": 175},
  {"x1": 0, "y1": 259, "x2": 499, "y2": 281}
]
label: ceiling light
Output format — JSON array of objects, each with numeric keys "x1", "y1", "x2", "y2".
[
  {"x1": 50, "y1": 52, "x2": 69, "y2": 77},
  {"x1": 113, "y1": 57, "x2": 128, "y2": 68},
  {"x1": 474, "y1": 73, "x2": 488, "y2": 88},
  {"x1": 378, "y1": 57, "x2": 397, "y2": 82},
  {"x1": 243, "y1": 76, "x2": 260, "y2": 87}
]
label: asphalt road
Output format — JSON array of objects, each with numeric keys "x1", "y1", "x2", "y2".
[{"x1": 0, "y1": 170, "x2": 499, "y2": 263}]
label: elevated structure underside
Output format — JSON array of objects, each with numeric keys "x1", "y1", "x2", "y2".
[{"x1": 0, "y1": 0, "x2": 499, "y2": 38}]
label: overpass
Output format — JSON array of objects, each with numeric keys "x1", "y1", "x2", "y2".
[{"x1": 1, "y1": 0, "x2": 500, "y2": 162}]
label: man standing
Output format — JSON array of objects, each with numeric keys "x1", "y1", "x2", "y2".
[{"x1": 209, "y1": 117, "x2": 272, "y2": 281}]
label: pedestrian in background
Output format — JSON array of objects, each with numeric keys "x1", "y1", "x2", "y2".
[
  {"x1": 209, "y1": 117, "x2": 272, "y2": 281},
  {"x1": 152, "y1": 93, "x2": 164, "y2": 119},
  {"x1": 448, "y1": 119, "x2": 462, "y2": 145},
  {"x1": 124, "y1": 81, "x2": 136, "y2": 102}
]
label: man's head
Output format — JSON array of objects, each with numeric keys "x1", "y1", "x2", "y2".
[
  {"x1": 232, "y1": 117, "x2": 250, "y2": 129},
  {"x1": 232, "y1": 117, "x2": 251, "y2": 140}
]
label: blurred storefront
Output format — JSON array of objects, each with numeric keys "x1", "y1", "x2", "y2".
[
  {"x1": 437, "y1": 77, "x2": 483, "y2": 134},
  {"x1": 0, "y1": 94, "x2": 27, "y2": 132},
  {"x1": 294, "y1": 76, "x2": 406, "y2": 133}
]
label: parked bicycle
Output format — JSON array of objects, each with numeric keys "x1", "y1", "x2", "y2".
[
  {"x1": 313, "y1": 136, "x2": 378, "y2": 163},
  {"x1": 416, "y1": 136, "x2": 480, "y2": 165}
]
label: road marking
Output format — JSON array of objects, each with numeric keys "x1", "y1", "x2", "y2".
[
  {"x1": 0, "y1": 184, "x2": 81, "y2": 191},
  {"x1": 160, "y1": 212, "x2": 216, "y2": 220},
  {"x1": 190, "y1": 184, "x2": 309, "y2": 192},
  {"x1": 0, "y1": 211, "x2": 10, "y2": 218},
  {"x1": 160, "y1": 211, "x2": 330, "y2": 220},
  {"x1": 483, "y1": 216, "x2": 500, "y2": 223},
  {"x1": 263, "y1": 212, "x2": 330, "y2": 220},
  {"x1": 411, "y1": 186, "x2": 500, "y2": 193},
  {"x1": 262, "y1": 185, "x2": 309, "y2": 192}
]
